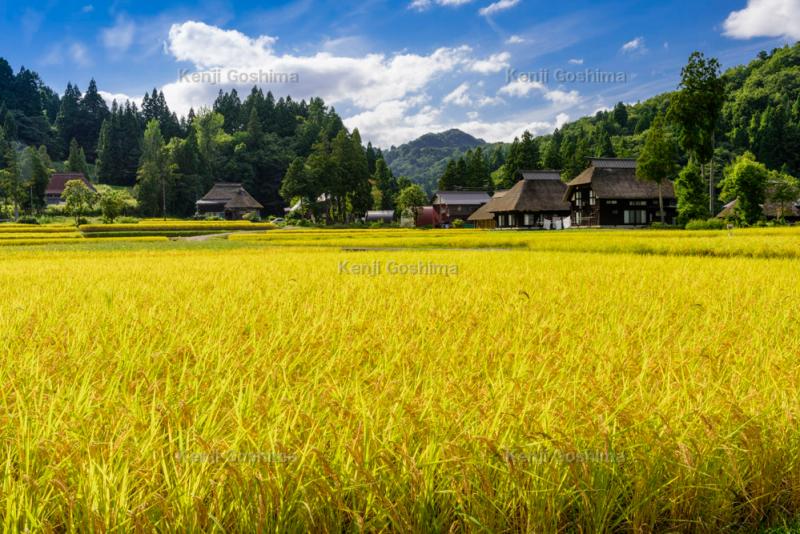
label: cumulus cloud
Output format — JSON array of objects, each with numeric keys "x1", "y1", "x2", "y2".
[
  {"x1": 99, "y1": 91, "x2": 142, "y2": 108},
  {"x1": 544, "y1": 89, "x2": 580, "y2": 105},
  {"x1": 498, "y1": 78, "x2": 544, "y2": 97},
  {"x1": 723, "y1": 0, "x2": 800, "y2": 40},
  {"x1": 479, "y1": 0, "x2": 521, "y2": 16},
  {"x1": 443, "y1": 82, "x2": 473, "y2": 106},
  {"x1": 506, "y1": 35, "x2": 526, "y2": 44},
  {"x1": 621, "y1": 37, "x2": 646, "y2": 54},
  {"x1": 162, "y1": 21, "x2": 510, "y2": 115},
  {"x1": 468, "y1": 52, "x2": 511, "y2": 73},
  {"x1": 101, "y1": 16, "x2": 136, "y2": 54}
]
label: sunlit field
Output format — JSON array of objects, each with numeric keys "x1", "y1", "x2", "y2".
[{"x1": 2, "y1": 227, "x2": 800, "y2": 531}]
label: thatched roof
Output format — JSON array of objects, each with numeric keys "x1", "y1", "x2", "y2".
[
  {"x1": 197, "y1": 183, "x2": 263, "y2": 210},
  {"x1": 45, "y1": 173, "x2": 95, "y2": 195},
  {"x1": 519, "y1": 169, "x2": 562, "y2": 181},
  {"x1": 564, "y1": 158, "x2": 676, "y2": 201},
  {"x1": 488, "y1": 177, "x2": 570, "y2": 214},
  {"x1": 467, "y1": 190, "x2": 508, "y2": 221},
  {"x1": 717, "y1": 198, "x2": 800, "y2": 219}
]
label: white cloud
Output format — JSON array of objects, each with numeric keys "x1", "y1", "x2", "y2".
[
  {"x1": 468, "y1": 52, "x2": 511, "y2": 73},
  {"x1": 162, "y1": 21, "x2": 511, "y2": 116},
  {"x1": 479, "y1": 0, "x2": 521, "y2": 16},
  {"x1": 506, "y1": 35, "x2": 526, "y2": 44},
  {"x1": 69, "y1": 42, "x2": 92, "y2": 67},
  {"x1": 568, "y1": 58, "x2": 584, "y2": 65},
  {"x1": 621, "y1": 37, "x2": 646, "y2": 54},
  {"x1": 99, "y1": 91, "x2": 142, "y2": 108},
  {"x1": 101, "y1": 16, "x2": 136, "y2": 54},
  {"x1": 544, "y1": 89, "x2": 580, "y2": 105},
  {"x1": 443, "y1": 82, "x2": 472, "y2": 106},
  {"x1": 498, "y1": 78, "x2": 544, "y2": 97},
  {"x1": 467, "y1": 111, "x2": 479, "y2": 119},
  {"x1": 723, "y1": 0, "x2": 800, "y2": 40},
  {"x1": 410, "y1": 0, "x2": 474, "y2": 10}
]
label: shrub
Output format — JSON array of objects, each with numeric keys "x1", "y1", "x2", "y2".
[
  {"x1": 242, "y1": 212, "x2": 262, "y2": 222},
  {"x1": 685, "y1": 218, "x2": 726, "y2": 230},
  {"x1": 452, "y1": 219, "x2": 464, "y2": 228},
  {"x1": 16, "y1": 216, "x2": 40, "y2": 225}
]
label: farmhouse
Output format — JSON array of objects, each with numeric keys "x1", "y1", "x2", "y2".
[
  {"x1": 45, "y1": 173, "x2": 95, "y2": 205},
  {"x1": 196, "y1": 183, "x2": 263, "y2": 220},
  {"x1": 564, "y1": 158, "x2": 677, "y2": 227},
  {"x1": 431, "y1": 190, "x2": 491, "y2": 226},
  {"x1": 717, "y1": 196, "x2": 800, "y2": 222},
  {"x1": 467, "y1": 189, "x2": 509, "y2": 229},
  {"x1": 489, "y1": 170, "x2": 571, "y2": 229}
]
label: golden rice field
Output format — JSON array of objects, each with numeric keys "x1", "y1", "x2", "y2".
[{"x1": 2, "y1": 226, "x2": 800, "y2": 531}]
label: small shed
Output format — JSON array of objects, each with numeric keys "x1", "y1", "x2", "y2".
[
  {"x1": 196, "y1": 183, "x2": 263, "y2": 220},
  {"x1": 365, "y1": 210, "x2": 395, "y2": 224},
  {"x1": 467, "y1": 190, "x2": 509, "y2": 229}
]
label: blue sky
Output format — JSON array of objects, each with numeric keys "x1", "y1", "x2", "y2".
[{"x1": 0, "y1": 0, "x2": 798, "y2": 147}]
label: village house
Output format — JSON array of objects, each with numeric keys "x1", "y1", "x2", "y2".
[
  {"x1": 717, "y1": 196, "x2": 800, "y2": 222},
  {"x1": 45, "y1": 173, "x2": 96, "y2": 205},
  {"x1": 564, "y1": 158, "x2": 677, "y2": 227},
  {"x1": 196, "y1": 183, "x2": 263, "y2": 220},
  {"x1": 431, "y1": 190, "x2": 491, "y2": 226},
  {"x1": 467, "y1": 189, "x2": 509, "y2": 229},
  {"x1": 489, "y1": 170, "x2": 571, "y2": 229}
]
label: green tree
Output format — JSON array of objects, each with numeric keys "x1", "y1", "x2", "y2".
[
  {"x1": 768, "y1": 171, "x2": 800, "y2": 222},
  {"x1": 637, "y1": 114, "x2": 678, "y2": 224},
  {"x1": 97, "y1": 188, "x2": 128, "y2": 222},
  {"x1": 396, "y1": 184, "x2": 428, "y2": 219},
  {"x1": 136, "y1": 120, "x2": 172, "y2": 218},
  {"x1": 19, "y1": 145, "x2": 50, "y2": 212},
  {"x1": 66, "y1": 138, "x2": 90, "y2": 178},
  {"x1": 373, "y1": 158, "x2": 398, "y2": 210},
  {"x1": 720, "y1": 152, "x2": 769, "y2": 225},
  {"x1": 61, "y1": 179, "x2": 96, "y2": 225},
  {"x1": 674, "y1": 161, "x2": 709, "y2": 225},
  {"x1": 668, "y1": 51, "x2": 725, "y2": 214}
]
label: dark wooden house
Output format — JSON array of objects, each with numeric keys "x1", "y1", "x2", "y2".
[
  {"x1": 196, "y1": 183, "x2": 263, "y2": 220},
  {"x1": 564, "y1": 158, "x2": 677, "y2": 227},
  {"x1": 45, "y1": 173, "x2": 95, "y2": 205},
  {"x1": 488, "y1": 170, "x2": 571, "y2": 229},
  {"x1": 431, "y1": 190, "x2": 491, "y2": 226}
]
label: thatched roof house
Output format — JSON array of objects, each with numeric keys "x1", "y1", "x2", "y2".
[
  {"x1": 45, "y1": 173, "x2": 95, "y2": 205},
  {"x1": 717, "y1": 197, "x2": 800, "y2": 221},
  {"x1": 564, "y1": 158, "x2": 677, "y2": 226},
  {"x1": 468, "y1": 190, "x2": 508, "y2": 229},
  {"x1": 196, "y1": 183, "x2": 263, "y2": 220}
]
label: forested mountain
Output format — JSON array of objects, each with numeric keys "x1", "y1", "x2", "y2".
[{"x1": 382, "y1": 129, "x2": 493, "y2": 194}]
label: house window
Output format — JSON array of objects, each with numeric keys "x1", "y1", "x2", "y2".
[
  {"x1": 624, "y1": 210, "x2": 647, "y2": 224},
  {"x1": 497, "y1": 214, "x2": 504, "y2": 227},
  {"x1": 575, "y1": 212, "x2": 583, "y2": 225},
  {"x1": 574, "y1": 190, "x2": 583, "y2": 207},
  {"x1": 589, "y1": 190, "x2": 595, "y2": 206},
  {"x1": 629, "y1": 200, "x2": 647, "y2": 207},
  {"x1": 523, "y1": 213, "x2": 535, "y2": 226}
]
